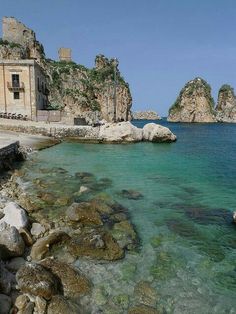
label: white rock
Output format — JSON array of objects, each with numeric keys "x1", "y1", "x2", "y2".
[
  {"x1": 233, "y1": 211, "x2": 236, "y2": 223},
  {"x1": 30, "y1": 223, "x2": 46, "y2": 237},
  {"x1": 98, "y1": 122, "x2": 143, "y2": 143},
  {"x1": 0, "y1": 202, "x2": 28, "y2": 230},
  {"x1": 142, "y1": 123, "x2": 177, "y2": 142}
]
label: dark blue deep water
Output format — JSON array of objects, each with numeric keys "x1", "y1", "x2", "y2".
[{"x1": 21, "y1": 120, "x2": 236, "y2": 313}]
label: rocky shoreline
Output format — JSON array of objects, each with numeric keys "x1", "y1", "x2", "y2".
[
  {"x1": 0, "y1": 144, "x2": 161, "y2": 313},
  {"x1": 0, "y1": 120, "x2": 177, "y2": 143}
]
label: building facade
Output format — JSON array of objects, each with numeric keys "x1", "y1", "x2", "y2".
[{"x1": 0, "y1": 59, "x2": 48, "y2": 120}]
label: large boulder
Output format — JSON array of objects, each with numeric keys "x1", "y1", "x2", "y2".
[
  {"x1": 143, "y1": 123, "x2": 176, "y2": 142},
  {"x1": 0, "y1": 223, "x2": 25, "y2": 260},
  {"x1": 40, "y1": 258, "x2": 91, "y2": 298},
  {"x1": 0, "y1": 294, "x2": 12, "y2": 314},
  {"x1": 0, "y1": 262, "x2": 15, "y2": 295},
  {"x1": 0, "y1": 202, "x2": 28, "y2": 230},
  {"x1": 98, "y1": 122, "x2": 143, "y2": 143},
  {"x1": 16, "y1": 263, "x2": 60, "y2": 300}
]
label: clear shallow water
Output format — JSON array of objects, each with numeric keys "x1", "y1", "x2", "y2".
[{"x1": 20, "y1": 120, "x2": 236, "y2": 313}]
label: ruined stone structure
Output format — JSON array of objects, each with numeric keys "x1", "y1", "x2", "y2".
[
  {"x1": 0, "y1": 60, "x2": 48, "y2": 120},
  {"x1": 58, "y1": 48, "x2": 72, "y2": 62}
]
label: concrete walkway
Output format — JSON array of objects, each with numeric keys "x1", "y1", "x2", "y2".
[{"x1": 0, "y1": 129, "x2": 59, "y2": 150}]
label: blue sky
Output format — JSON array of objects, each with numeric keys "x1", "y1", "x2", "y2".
[{"x1": 1, "y1": 0, "x2": 236, "y2": 115}]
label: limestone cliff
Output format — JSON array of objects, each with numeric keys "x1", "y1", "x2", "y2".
[
  {"x1": 132, "y1": 111, "x2": 161, "y2": 120},
  {"x1": 46, "y1": 55, "x2": 132, "y2": 123},
  {"x1": 168, "y1": 77, "x2": 216, "y2": 123},
  {"x1": 0, "y1": 17, "x2": 132, "y2": 123},
  {"x1": 215, "y1": 85, "x2": 236, "y2": 122},
  {"x1": 1, "y1": 17, "x2": 45, "y2": 64}
]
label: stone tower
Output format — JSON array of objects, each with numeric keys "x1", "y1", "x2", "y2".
[{"x1": 58, "y1": 48, "x2": 72, "y2": 62}]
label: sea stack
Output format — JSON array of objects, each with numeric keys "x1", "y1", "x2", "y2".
[
  {"x1": 215, "y1": 85, "x2": 236, "y2": 122},
  {"x1": 168, "y1": 77, "x2": 216, "y2": 122}
]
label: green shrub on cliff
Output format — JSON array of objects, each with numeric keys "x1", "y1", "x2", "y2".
[
  {"x1": 47, "y1": 56, "x2": 128, "y2": 112},
  {"x1": 0, "y1": 38, "x2": 22, "y2": 49},
  {"x1": 219, "y1": 84, "x2": 234, "y2": 94}
]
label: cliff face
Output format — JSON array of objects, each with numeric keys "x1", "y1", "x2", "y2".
[
  {"x1": 215, "y1": 85, "x2": 236, "y2": 122},
  {"x1": 1, "y1": 17, "x2": 45, "y2": 63},
  {"x1": 45, "y1": 55, "x2": 132, "y2": 123},
  {"x1": 132, "y1": 111, "x2": 161, "y2": 120},
  {"x1": 168, "y1": 78, "x2": 216, "y2": 123},
  {"x1": 0, "y1": 17, "x2": 132, "y2": 123}
]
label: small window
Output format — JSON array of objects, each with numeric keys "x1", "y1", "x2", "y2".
[
  {"x1": 38, "y1": 78, "x2": 40, "y2": 91},
  {"x1": 14, "y1": 92, "x2": 20, "y2": 100},
  {"x1": 12, "y1": 74, "x2": 20, "y2": 87}
]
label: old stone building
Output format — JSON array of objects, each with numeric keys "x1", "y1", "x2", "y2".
[
  {"x1": 0, "y1": 17, "x2": 49, "y2": 120},
  {"x1": 0, "y1": 59, "x2": 48, "y2": 120}
]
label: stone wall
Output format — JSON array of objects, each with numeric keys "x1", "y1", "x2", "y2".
[{"x1": 0, "y1": 141, "x2": 21, "y2": 171}]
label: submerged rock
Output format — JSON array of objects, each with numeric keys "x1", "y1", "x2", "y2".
[
  {"x1": 134, "y1": 281, "x2": 158, "y2": 307},
  {"x1": 40, "y1": 258, "x2": 91, "y2": 298},
  {"x1": 66, "y1": 202, "x2": 103, "y2": 225},
  {"x1": 75, "y1": 172, "x2": 95, "y2": 183},
  {"x1": 16, "y1": 263, "x2": 60, "y2": 300},
  {"x1": 128, "y1": 304, "x2": 159, "y2": 314},
  {"x1": 233, "y1": 211, "x2": 236, "y2": 224},
  {"x1": 183, "y1": 205, "x2": 232, "y2": 226},
  {"x1": 168, "y1": 77, "x2": 216, "y2": 123},
  {"x1": 47, "y1": 295, "x2": 81, "y2": 314},
  {"x1": 143, "y1": 123, "x2": 177, "y2": 142},
  {"x1": 30, "y1": 231, "x2": 70, "y2": 261},
  {"x1": 69, "y1": 229, "x2": 124, "y2": 261},
  {"x1": 30, "y1": 222, "x2": 46, "y2": 238},
  {"x1": 119, "y1": 189, "x2": 144, "y2": 200},
  {"x1": 111, "y1": 220, "x2": 138, "y2": 250}
]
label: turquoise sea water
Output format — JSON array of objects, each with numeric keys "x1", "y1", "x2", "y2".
[{"x1": 20, "y1": 120, "x2": 236, "y2": 313}]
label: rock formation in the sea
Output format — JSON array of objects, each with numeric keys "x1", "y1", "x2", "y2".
[
  {"x1": 0, "y1": 17, "x2": 132, "y2": 123},
  {"x1": 132, "y1": 111, "x2": 161, "y2": 120},
  {"x1": 168, "y1": 77, "x2": 216, "y2": 122},
  {"x1": 215, "y1": 84, "x2": 236, "y2": 122}
]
